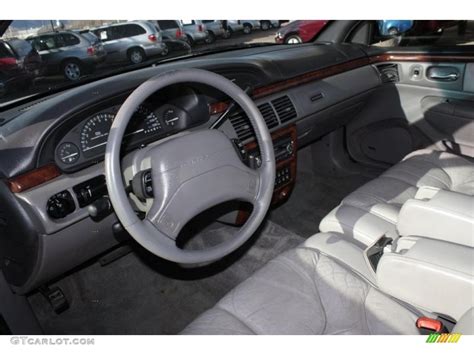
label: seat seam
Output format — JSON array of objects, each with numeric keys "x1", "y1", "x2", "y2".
[
  {"x1": 384, "y1": 166, "x2": 452, "y2": 189},
  {"x1": 297, "y1": 246, "x2": 378, "y2": 289},
  {"x1": 321, "y1": 214, "x2": 393, "y2": 245},
  {"x1": 214, "y1": 305, "x2": 258, "y2": 335},
  {"x1": 274, "y1": 253, "x2": 328, "y2": 334}
]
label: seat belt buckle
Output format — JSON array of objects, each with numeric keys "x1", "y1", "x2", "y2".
[{"x1": 416, "y1": 317, "x2": 446, "y2": 333}]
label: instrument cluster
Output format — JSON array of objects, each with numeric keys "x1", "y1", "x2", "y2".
[{"x1": 55, "y1": 102, "x2": 191, "y2": 171}]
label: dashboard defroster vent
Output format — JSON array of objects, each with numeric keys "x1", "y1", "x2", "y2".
[
  {"x1": 257, "y1": 103, "x2": 279, "y2": 129},
  {"x1": 271, "y1": 95, "x2": 297, "y2": 123}
]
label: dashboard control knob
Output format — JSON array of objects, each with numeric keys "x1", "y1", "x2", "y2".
[{"x1": 47, "y1": 190, "x2": 75, "y2": 219}]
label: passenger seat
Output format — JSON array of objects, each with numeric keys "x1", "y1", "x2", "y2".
[{"x1": 319, "y1": 149, "x2": 474, "y2": 245}]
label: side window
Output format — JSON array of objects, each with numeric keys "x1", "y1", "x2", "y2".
[
  {"x1": 94, "y1": 28, "x2": 111, "y2": 41},
  {"x1": 349, "y1": 20, "x2": 474, "y2": 48},
  {"x1": 53, "y1": 34, "x2": 66, "y2": 49},
  {"x1": 38, "y1": 35, "x2": 57, "y2": 50},
  {"x1": 157, "y1": 20, "x2": 178, "y2": 30},
  {"x1": 8, "y1": 40, "x2": 32, "y2": 57},
  {"x1": 122, "y1": 24, "x2": 146, "y2": 37},
  {"x1": 62, "y1": 33, "x2": 80, "y2": 46}
]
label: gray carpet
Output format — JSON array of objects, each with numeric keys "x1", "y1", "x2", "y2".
[
  {"x1": 28, "y1": 220, "x2": 304, "y2": 335},
  {"x1": 269, "y1": 147, "x2": 371, "y2": 237}
]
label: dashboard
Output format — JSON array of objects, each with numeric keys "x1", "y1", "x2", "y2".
[{"x1": 54, "y1": 86, "x2": 212, "y2": 172}]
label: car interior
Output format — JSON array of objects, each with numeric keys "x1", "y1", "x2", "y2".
[{"x1": 0, "y1": 19, "x2": 473, "y2": 336}]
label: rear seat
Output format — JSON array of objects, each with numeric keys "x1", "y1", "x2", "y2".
[{"x1": 319, "y1": 149, "x2": 474, "y2": 245}]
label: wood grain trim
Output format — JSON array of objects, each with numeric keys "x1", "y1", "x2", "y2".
[
  {"x1": 8, "y1": 164, "x2": 61, "y2": 193},
  {"x1": 209, "y1": 101, "x2": 229, "y2": 115},
  {"x1": 370, "y1": 53, "x2": 474, "y2": 64},
  {"x1": 252, "y1": 57, "x2": 371, "y2": 99}
]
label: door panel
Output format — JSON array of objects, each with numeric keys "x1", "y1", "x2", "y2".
[{"x1": 346, "y1": 60, "x2": 474, "y2": 167}]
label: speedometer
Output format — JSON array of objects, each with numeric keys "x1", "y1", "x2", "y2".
[{"x1": 80, "y1": 112, "x2": 115, "y2": 157}]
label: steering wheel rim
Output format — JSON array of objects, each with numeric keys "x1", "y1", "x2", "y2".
[{"x1": 104, "y1": 68, "x2": 275, "y2": 264}]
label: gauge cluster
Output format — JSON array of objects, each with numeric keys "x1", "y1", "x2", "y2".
[{"x1": 55, "y1": 102, "x2": 194, "y2": 171}]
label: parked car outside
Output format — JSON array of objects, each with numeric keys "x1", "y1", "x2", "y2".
[
  {"x1": 225, "y1": 20, "x2": 244, "y2": 35},
  {"x1": 201, "y1": 20, "x2": 227, "y2": 43},
  {"x1": 0, "y1": 38, "x2": 42, "y2": 97},
  {"x1": 27, "y1": 30, "x2": 106, "y2": 81},
  {"x1": 240, "y1": 20, "x2": 261, "y2": 34},
  {"x1": 275, "y1": 20, "x2": 329, "y2": 44},
  {"x1": 154, "y1": 20, "x2": 187, "y2": 41},
  {"x1": 260, "y1": 20, "x2": 280, "y2": 31},
  {"x1": 92, "y1": 21, "x2": 166, "y2": 65},
  {"x1": 179, "y1": 20, "x2": 209, "y2": 46}
]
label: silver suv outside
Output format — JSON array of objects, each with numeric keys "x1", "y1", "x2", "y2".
[
  {"x1": 201, "y1": 20, "x2": 227, "y2": 43},
  {"x1": 179, "y1": 20, "x2": 209, "y2": 45},
  {"x1": 27, "y1": 31, "x2": 106, "y2": 81},
  {"x1": 92, "y1": 21, "x2": 166, "y2": 64},
  {"x1": 154, "y1": 20, "x2": 187, "y2": 41}
]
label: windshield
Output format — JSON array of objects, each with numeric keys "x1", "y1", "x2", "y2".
[
  {"x1": 1, "y1": 19, "x2": 473, "y2": 106},
  {"x1": 0, "y1": 19, "x2": 290, "y2": 105}
]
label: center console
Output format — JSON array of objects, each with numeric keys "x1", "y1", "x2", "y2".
[
  {"x1": 236, "y1": 125, "x2": 297, "y2": 224},
  {"x1": 365, "y1": 188, "x2": 474, "y2": 322}
]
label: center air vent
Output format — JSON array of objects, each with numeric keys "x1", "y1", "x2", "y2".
[
  {"x1": 228, "y1": 110, "x2": 254, "y2": 141},
  {"x1": 271, "y1": 96, "x2": 297, "y2": 123},
  {"x1": 228, "y1": 102, "x2": 281, "y2": 141},
  {"x1": 376, "y1": 63, "x2": 399, "y2": 83},
  {"x1": 258, "y1": 103, "x2": 278, "y2": 129}
]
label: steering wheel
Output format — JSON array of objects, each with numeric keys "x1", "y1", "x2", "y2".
[{"x1": 104, "y1": 68, "x2": 275, "y2": 264}]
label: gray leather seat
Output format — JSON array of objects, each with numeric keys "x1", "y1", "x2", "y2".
[
  {"x1": 182, "y1": 233, "x2": 421, "y2": 335},
  {"x1": 319, "y1": 149, "x2": 474, "y2": 245}
]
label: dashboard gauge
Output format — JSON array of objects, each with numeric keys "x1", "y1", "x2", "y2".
[
  {"x1": 163, "y1": 108, "x2": 181, "y2": 127},
  {"x1": 57, "y1": 142, "x2": 80, "y2": 165},
  {"x1": 129, "y1": 105, "x2": 162, "y2": 136},
  {"x1": 80, "y1": 113, "x2": 115, "y2": 156}
]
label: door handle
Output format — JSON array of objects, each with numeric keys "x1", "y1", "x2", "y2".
[
  {"x1": 427, "y1": 67, "x2": 460, "y2": 81},
  {"x1": 429, "y1": 73, "x2": 459, "y2": 81}
]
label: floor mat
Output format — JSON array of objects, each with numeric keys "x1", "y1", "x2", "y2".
[{"x1": 28, "y1": 220, "x2": 304, "y2": 335}]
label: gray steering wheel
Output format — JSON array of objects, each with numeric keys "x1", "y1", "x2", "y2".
[{"x1": 105, "y1": 68, "x2": 275, "y2": 264}]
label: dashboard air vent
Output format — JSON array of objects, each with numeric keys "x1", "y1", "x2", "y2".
[
  {"x1": 228, "y1": 110, "x2": 254, "y2": 141},
  {"x1": 257, "y1": 103, "x2": 278, "y2": 129},
  {"x1": 376, "y1": 63, "x2": 399, "y2": 83},
  {"x1": 271, "y1": 95, "x2": 297, "y2": 123}
]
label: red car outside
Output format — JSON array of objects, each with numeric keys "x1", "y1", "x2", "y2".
[{"x1": 275, "y1": 20, "x2": 329, "y2": 44}]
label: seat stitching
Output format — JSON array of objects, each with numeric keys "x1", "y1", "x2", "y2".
[{"x1": 214, "y1": 305, "x2": 259, "y2": 335}]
